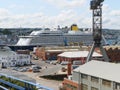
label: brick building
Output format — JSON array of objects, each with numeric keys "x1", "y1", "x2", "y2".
[
  {"x1": 35, "y1": 47, "x2": 64, "y2": 60},
  {"x1": 34, "y1": 46, "x2": 88, "y2": 61},
  {"x1": 57, "y1": 51, "x2": 102, "y2": 64},
  {"x1": 16, "y1": 50, "x2": 30, "y2": 55}
]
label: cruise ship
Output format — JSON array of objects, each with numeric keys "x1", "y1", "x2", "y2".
[{"x1": 9, "y1": 25, "x2": 95, "y2": 50}]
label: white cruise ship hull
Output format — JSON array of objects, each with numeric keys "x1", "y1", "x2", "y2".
[{"x1": 16, "y1": 34, "x2": 93, "y2": 46}]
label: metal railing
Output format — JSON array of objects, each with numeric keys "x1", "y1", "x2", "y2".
[{"x1": 0, "y1": 73, "x2": 53, "y2": 90}]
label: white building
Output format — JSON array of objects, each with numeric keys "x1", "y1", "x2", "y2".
[
  {"x1": 0, "y1": 46, "x2": 31, "y2": 67},
  {"x1": 71, "y1": 60, "x2": 120, "y2": 90}
]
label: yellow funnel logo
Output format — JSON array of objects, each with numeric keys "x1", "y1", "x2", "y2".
[{"x1": 71, "y1": 24, "x2": 78, "y2": 31}]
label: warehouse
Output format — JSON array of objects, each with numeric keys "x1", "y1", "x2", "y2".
[
  {"x1": 62, "y1": 60, "x2": 120, "y2": 90},
  {"x1": 57, "y1": 51, "x2": 102, "y2": 64},
  {"x1": 34, "y1": 46, "x2": 88, "y2": 60}
]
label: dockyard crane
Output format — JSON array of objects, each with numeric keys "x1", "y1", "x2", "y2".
[{"x1": 86, "y1": 0, "x2": 109, "y2": 62}]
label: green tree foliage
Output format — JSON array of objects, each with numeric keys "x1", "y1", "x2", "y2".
[{"x1": 2, "y1": 29, "x2": 12, "y2": 35}]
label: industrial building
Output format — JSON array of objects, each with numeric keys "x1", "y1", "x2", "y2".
[
  {"x1": 62, "y1": 60, "x2": 120, "y2": 90},
  {"x1": 34, "y1": 46, "x2": 89, "y2": 60},
  {"x1": 57, "y1": 51, "x2": 102, "y2": 64}
]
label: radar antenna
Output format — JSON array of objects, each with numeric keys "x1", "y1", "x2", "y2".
[{"x1": 86, "y1": 0, "x2": 109, "y2": 62}]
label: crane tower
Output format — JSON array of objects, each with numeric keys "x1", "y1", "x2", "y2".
[{"x1": 86, "y1": 0, "x2": 109, "y2": 62}]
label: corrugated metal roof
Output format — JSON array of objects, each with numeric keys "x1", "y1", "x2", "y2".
[
  {"x1": 0, "y1": 50, "x2": 16, "y2": 56},
  {"x1": 58, "y1": 51, "x2": 102, "y2": 58},
  {"x1": 74, "y1": 60, "x2": 120, "y2": 83},
  {"x1": 46, "y1": 49, "x2": 79, "y2": 52}
]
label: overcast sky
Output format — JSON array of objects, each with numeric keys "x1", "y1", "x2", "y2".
[{"x1": 0, "y1": 0, "x2": 120, "y2": 29}]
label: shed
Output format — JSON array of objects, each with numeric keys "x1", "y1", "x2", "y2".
[{"x1": 57, "y1": 51, "x2": 102, "y2": 63}]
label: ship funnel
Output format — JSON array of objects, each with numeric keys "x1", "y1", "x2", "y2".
[{"x1": 71, "y1": 24, "x2": 78, "y2": 31}]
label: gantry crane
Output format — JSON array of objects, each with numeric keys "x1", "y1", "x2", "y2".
[{"x1": 86, "y1": 0, "x2": 109, "y2": 62}]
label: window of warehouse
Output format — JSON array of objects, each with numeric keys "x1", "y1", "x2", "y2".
[
  {"x1": 81, "y1": 74, "x2": 88, "y2": 80},
  {"x1": 91, "y1": 87, "x2": 98, "y2": 90},
  {"x1": 82, "y1": 84, "x2": 88, "y2": 90},
  {"x1": 102, "y1": 79, "x2": 111, "y2": 87},
  {"x1": 91, "y1": 76, "x2": 99, "y2": 83},
  {"x1": 115, "y1": 83, "x2": 120, "y2": 89}
]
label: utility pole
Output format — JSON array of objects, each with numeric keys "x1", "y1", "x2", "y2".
[{"x1": 86, "y1": 0, "x2": 109, "y2": 62}]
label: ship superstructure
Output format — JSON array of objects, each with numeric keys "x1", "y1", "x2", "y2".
[{"x1": 16, "y1": 28, "x2": 93, "y2": 46}]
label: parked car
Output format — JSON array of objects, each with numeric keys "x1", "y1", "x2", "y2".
[
  {"x1": 32, "y1": 67, "x2": 40, "y2": 73},
  {"x1": 33, "y1": 56, "x2": 38, "y2": 60},
  {"x1": 50, "y1": 61, "x2": 57, "y2": 65},
  {"x1": 12, "y1": 67, "x2": 21, "y2": 71},
  {"x1": 72, "y1": 65, "x2": 79, "y2": 69},
  {"x1": 45, "y1": 60, "x2": 51, "y2": 64},
  {"x1": 19, "y1": 68, "x2": 27, "y2": 72},
  {"x1": 61, "y1": 61, "x2": 69, "y2": 65},
  {"x1": 73, "y1": 60, "x2": 82, "y2": 65},
  {"x1": 32, "y1": 65, "x2": 42, "y2": 69}
]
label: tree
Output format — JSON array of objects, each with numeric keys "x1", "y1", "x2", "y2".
[{"x1": 2, "y1": 29, "x2": 12, "y2": 35}]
